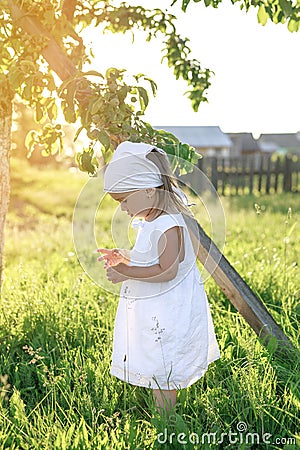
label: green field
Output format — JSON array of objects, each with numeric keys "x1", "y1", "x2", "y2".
[{"x1": 0, "y1": 157, "x2": 299, "y2": 449}]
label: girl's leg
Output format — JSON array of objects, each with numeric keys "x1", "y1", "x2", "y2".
[{"x1": 153, "y1": 389, "x2": 176, "y2": 413}]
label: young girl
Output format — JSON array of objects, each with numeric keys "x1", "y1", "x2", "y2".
[{"x1": 97, "y1": 141, "x2": 220, "y2": 413}]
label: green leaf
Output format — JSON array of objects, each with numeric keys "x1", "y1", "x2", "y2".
[
  {"x1": 191, "y1": 150, "x2": 201, "y2": 164},
  {"x1": 25, "y1": 130, "x2": 37, "y2": 152},
  {"x1": 278, "y1": 0, "x2": 293, "y2": 17},
  {"x1": 49, "y1": 141, "x2": 59, "y2": 155},
  {"x1": 137, "y1": 86, "x2": 149, "y2": 110},
  {"x1": 287, "y1": 221, "x2": 298, "y2": 237},
  {"x1": 73, "y1": 126, "x2": 84, "y2": 142},
  {"x1": 117, "y1": 86, "x2": 130, "y2": 103},
  {"x1": 23, "y1": 79, "x2": 33, "y2": 101},
  {"x1": 133, "y1": 73, "x2": 145, "y2": 81},
  {"x1": 58, "y1": 75, "x2": 78, "y2": 96},
  {"x1": 163, "y1": 144, "x2": 176, "y2": 155},
  {"x1": 63, "y1": 104, "x2": 76, "y2": 123},
  {"x1": 81, "y1": 70, "x2": 104, "y2": 78},
  {"x1": 179, "y1": 143, "x2": 189, "y2": 160},
  {"x1": 81, "y1": 419, "x2": 89, "y2": 445},
  {"x1": 180, "y1": 0, "x2": 191, "y2": 12},
  {"x1": 98, "y1": 130, "x2": 110, "y2": 151},
  {"x1": 66, "y1": 82, "x2": 77, "y2": 106},
  {"x1": 266, "y1": 336, "x2": 278, "y2": 355},
  {"x1": 105, "y1": 67, "x2": 125, "y2": 80},
  {"x1": 257, "y1": 5, "x2": 268, "y2": 25},
  {"x1": 144, "y1": 77, "x2": 158, "y2": 96},
  {"x1": 8, "y1": 69, "x2": 24, "y2": 90},
  {"x1": 47, "y1": 101, "x2": 58, "y2": 121},
  {"x1": 288, "y1": 18, "x2": 299, "y2": 32},
  {"x1": 79, "y1": 149, "x2": 98, "y2": 175},
  {"x1": 35, "y1": 102, "x2": 44, "y2": 123},
  {"x1": 142, "y1": 122, "x2": 154, "y2": 137},
  {"x1": 102, "y1": 146, "x2": 114, "y2": 164},
  {"x1": 90, "y1": 98, "x2": 103, "y2": 115},
  {"x1": 46, "y1": 74, "x2": 56, "y2": 91}
]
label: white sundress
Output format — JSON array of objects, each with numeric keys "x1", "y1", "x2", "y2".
[{"x1": 110, "y1": 213, "x2": 221, "y2": 390}]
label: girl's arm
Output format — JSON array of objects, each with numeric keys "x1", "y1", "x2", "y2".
[{"x1": 106, "y1": 227, "x2": 181, "y2": 284}]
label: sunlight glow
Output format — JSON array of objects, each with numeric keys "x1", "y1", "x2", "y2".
[{"x1": 80, "y1": 1, "x2": 300, "y2": 137}]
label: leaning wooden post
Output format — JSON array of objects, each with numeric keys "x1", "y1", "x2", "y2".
[{"x1": 184, "y1": 214, "x2": 293, "y2": 353}]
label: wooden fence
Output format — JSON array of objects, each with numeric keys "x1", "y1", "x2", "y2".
[{"x1": 181, "y1": 153, "x2": 300, "y2": 196}]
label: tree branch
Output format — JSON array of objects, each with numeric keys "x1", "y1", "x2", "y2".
[
  {"x1": 7, "y1": 0, "x2": 77, "y2": 81},
  {"x1": 62, "y1": 0, "x2": 77, "y2": 22}
]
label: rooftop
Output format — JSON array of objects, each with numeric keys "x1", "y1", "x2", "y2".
[
  {"x1": 258, "y1": 133, "x2": 300, "y2": 149},
  {"x1": 154, "y1": 126, "x2": 233, "y2": 149},
  {"x1": 228, "y1": 133, "x2": 260, "y2": 151}
]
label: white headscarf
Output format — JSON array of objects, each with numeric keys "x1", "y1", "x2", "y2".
[
  {"x1": 103, "y1": 141, "x2": 165, "y2": 193},
  {"x1": 103, "y1": 141, "x2": 191, "y2": 206}
]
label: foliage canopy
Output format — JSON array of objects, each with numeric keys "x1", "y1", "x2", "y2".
[{"x1": 1, "y1": 0, "x2": 299, "y2": 174}]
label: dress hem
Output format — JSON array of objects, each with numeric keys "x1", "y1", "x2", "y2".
[{"x1": 110, "y1": 353, "x2": 220, "y2": 390}]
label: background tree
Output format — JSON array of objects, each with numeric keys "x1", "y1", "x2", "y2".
[
  {"x1": 0, "y1": 0, "x2": 298, "y2": 350},
  {"x1": 1, "y1": 0, "x2": 208, "y2": 288},
  {"x1": 11, "y1": 101, "x2": 82, "y2": 166},
  {"x1": 173, "y1": 0, "x2": 299, "y2": 31}
]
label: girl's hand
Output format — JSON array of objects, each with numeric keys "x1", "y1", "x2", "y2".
[
  {"x1": 106, "y1": 265, "x2": 127, "y2": 284},
  {"x1": 97, "y1": 248, "x2": 129, "y2": 268}
]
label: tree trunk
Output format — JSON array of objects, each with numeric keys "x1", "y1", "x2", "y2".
[{"x1": 0, "y1": 103, "x2": 12, "y2": 291}]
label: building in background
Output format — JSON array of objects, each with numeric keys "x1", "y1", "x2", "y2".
[
  {"x1": 227, "y1": 133, "x2": 261, "y2": 157},
  {"x1": 155, "y1": 126, "x2": 300, "y2": 160},
  {"x1": 154, "y1": 126, "x2": 233, "y2": 158},
  {"x1": 227, "y1": 132, "x2": 263, "y2": 169},
  {"x1": 153, "y1": 127, "x2": 300, "y2": 193},
  {"x1": 257, "y1": 133, "x2": 300, "y2": 156}
]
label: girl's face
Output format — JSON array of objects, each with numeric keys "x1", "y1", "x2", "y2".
[{"x1": 110, "y1": 189, "x2": 157, "y2": 220}]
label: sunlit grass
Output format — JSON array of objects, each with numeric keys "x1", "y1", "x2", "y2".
[{"x1": 0, "y1": 157, "x2": 299, "y2": 449}]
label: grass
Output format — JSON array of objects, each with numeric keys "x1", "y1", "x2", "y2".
[{"x1": 0, "y1": 157, "x2": 299, "y2": 449}]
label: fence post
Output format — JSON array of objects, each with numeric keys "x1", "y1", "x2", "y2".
[
  {"x1": 249, "y1": 155, "x2": 254, "y2": 194},
  {"x1": 283, "y1": 155, "x2": 292, "y2": 192},
  {"x1": 221, "y1": 158, "x2": 226, "y2": 196},
  {"x1": 295, "y1": 157, "x2": 300, "y2": 192},
  {"x1": 265, "y1": 155, "x2": 271, "y2": 194},
  {"x1": 274, "y1": 156, "x2": 280, "y2": 193},
  {"x1": 201, "y1": 154, "x2": 297, "y2": 196},
  {"x1": 235, "y1": 158, "x2": 239, "y2": 195},
  {"x1": 211, "y1": 157, "x2": 218, "y2": 192},
  {"x1": 228, "y1": 158, "x2": 232, "y2": 195},
  {"x1": 258, "y1": 154, "x2": 263, "y2": 193},
  {"x1": 241, "y1": 155, "x2": 246, "y2": 195},
  {"x1": 194, "y1": 157, "x2": 204, "y2": 194}
]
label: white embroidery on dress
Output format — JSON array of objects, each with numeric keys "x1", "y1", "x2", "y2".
[
  {"x1": 123, "y1": 285, "x2": 136, "y2": 309},
  {"x1": 151, "y1": 316, "x2": 165, "y2": 343},
  {"x1": 150, "y1": 317, "x2": 176, "y2": 389},
  {"x1": 123, "y1": 285, "x2": 129, "y2": 298}
]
